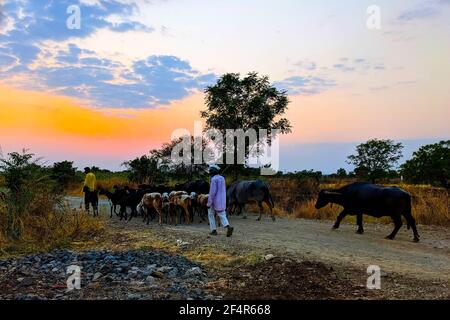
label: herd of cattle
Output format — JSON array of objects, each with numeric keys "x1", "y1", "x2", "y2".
[
  {"x1": 96, "y1": 180, "x2": 420, "y2": 242},
  {"x1": 98, "y1": 179, "x2": 275, "y2": 226}
]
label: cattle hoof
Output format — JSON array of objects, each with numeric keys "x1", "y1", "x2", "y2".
[
  {"x1": 356, "y1": 230, "x2": 364, "y2": 234},
  {"x1": 413, "y1": 237, "x2": 420, "y2": 242},
  {"x1": 332, "y1": 225, "x2": 339, "y2": 230},
  {"x1": 385, "y1": 235, "x2": 394, "y2": 240},
  {"x1": 242, "y1": 216, "x2": 247, "y2": 219},
  {"x1": 256, "y1": 218, "x2": 261, "y2": 221},
  {"x1": 272, "y1": 217, "x2": 276, "y2": 222}
]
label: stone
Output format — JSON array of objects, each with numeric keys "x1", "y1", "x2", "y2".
[
  {"x1": 92, "y1": 272, "x2": 103, "y2": 281},
  {"x1": 264, "y1": 254, "x2": 275, "y2": 261}
]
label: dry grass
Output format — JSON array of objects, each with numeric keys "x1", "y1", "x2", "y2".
[
  {"x1": 265, "y1": 178, "x2": 450, "y2": 227},
  {"x1": 0, "y1": 188, "x2": 105, "y2": 256}
]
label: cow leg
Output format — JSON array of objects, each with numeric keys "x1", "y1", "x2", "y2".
[
  {"x1": 264, "y1": 200, "x2": 276, "y2": 222},
  {"x1": 356, "y1": 213, "x2": 364, "y2": 234},
  {"x1": 403, "y1": 212, "x2": 420, "y2": 242},
  {"x1": 184, "y1": 207, "x2": 191, "y2": 225},
  {"x1": 256, "y1": 202, "x2": 264, "y2": 221},
  {"x1": 240, "y1": 205, "x2": 247, "y2": 219},
  {"x1": 128, "y1": 208, "x2": 133, "y2": 221},
  {"x1": 386, "y1": 215, "x2": 403, "y2": 240},
  {"x1": 333, "y1": 210, "x2": 348, "y2": 229},
  {"x1": 157, "y1": 207, "x2": 163, "y2": 226}
]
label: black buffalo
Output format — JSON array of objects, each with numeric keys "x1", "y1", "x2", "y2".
[
  {"x1": 175, "y1": 179, "x2": 210, "y2": 194},
  {"x1": 227, "y1": 180, "x2": 275, "y2": 221},
  {"x1": 315, "y1": 182, "x2": 420, "y2": 242}
]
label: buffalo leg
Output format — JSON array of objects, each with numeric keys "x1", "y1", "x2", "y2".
[
  {"x1": 356, "y1": 214, "x2": 364, "y2": 234},
  {"x1": 265, "y1": 200, "x2": 276, "y2": 222},
  {"x1": 256, "y1": 202, "x2": 264, "y2": 221},
  {"x1": 404, "y1": 212, "x2": 420, "y2": 242},
  {"x1": 333, "y1": 210, "x2": 348, "y2": 229},
  {"x1": 386, "y1": 215, "x2": 403, "y2": 240}
]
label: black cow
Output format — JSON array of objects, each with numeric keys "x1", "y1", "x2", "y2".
[
  {"x1": 227, "y1": 180, "x2": 275, "y2": 221},
  {"x1": 175, "y1": 180, "x2": 210, "y2": 194},
  {"x1": 99, "y1": 186, "x2": 127, "y2": 218},
  {"x1": 315, "y1": 182, "x2": 420, "y2": 242}
]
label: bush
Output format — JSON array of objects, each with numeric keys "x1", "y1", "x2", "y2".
[
  {"x1": 51, "y1": 161, "x2": 77, "y2": 189},
  {"x1": 0, "y1": 150, "x2": 104, "y2": 249}
]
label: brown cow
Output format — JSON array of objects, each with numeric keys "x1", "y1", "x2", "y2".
[{"x1": 137, "y1": 193, "x2": 164, "y2": 225}]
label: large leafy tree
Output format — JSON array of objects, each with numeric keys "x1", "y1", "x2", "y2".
[
  {"x1": 400, "y1": 140, "x2": 449, "y2": 188},
  {"x1": 347, "y1": 139, "x2": 403, "y2": 183},
  {"x1": 200, "y1": 72, "x2": 292, "y2": 177}
]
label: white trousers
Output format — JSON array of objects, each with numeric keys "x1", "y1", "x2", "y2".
[{"x1": 208, "y1": 207, "x2": 229, "y2": 231}]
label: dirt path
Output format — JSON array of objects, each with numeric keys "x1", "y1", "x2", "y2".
[
  {"x1": 66, "y1": 197, "x2": 450, "y2": 297},
  {"x1": 109, "y1": 213, "x2": 450, "y2": 282}
]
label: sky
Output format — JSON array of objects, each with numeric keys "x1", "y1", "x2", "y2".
[{"x1": 0, "y1": 0, "x2": 449, "y2": 173}]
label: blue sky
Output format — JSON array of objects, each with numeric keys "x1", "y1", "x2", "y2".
[{"x1": 0, "y1": 0, "x2": 449, "y2": 172}]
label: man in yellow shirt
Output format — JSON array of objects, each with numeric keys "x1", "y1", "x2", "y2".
[{"x1": 82, "y1": 167, "x2": 98, "y2": 216}]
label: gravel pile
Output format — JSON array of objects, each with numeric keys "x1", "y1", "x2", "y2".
[{"x1": 0, "y1": 249, "x2": 220, "y2": 300}]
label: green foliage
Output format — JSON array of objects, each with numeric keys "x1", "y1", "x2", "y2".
[
  {"x1": 0, "y1": 150, "x2": 57, "y2": 239},
  {"x1": 347, "y1": 139, "x2": 403, "y2": 183},
  {"x1": 401, "y1": 140, "x2": 450, "y2": 188},
  {"x1": 150, "y1": 136, "x2": 209, "y2": 181},
  {"x1": 122, "y1": 155, "x2": 166, "y2": 185},
  {"x1": 51, "y1": 161, "x2": 77, "y2": 189},
  {"x1": 201, "y1": 72, "x2": 292, "y2": 177},
  {"x1": 336, "y1": 168, "x2": 347, "y2": 178}
]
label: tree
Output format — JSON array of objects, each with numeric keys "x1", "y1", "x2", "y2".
[
  {"x1": 200, "y1": 72, "x2": 292, "y2": 178},
  {"x1": 336, "y1": 168, "x2": 347, "y2": 179},
  {"x1": 150, "y1": 136, "x2": 209, "y2": 181},
  {"x1": 347, "y1": 139, "x2": 403, "y2": 183},
  {"x1": 51, "y1": 161, "x2": 77, "y2": 189},
  {"x1": 122, "y1": 155, "x2": 166, "y2": 185},
  {"x1": 400, "y1": 140, "x2": 449, "y2": 188}
]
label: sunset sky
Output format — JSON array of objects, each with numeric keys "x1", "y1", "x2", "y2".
[{"x1": 0, "y1": 0, "x2": 449, "y2": 173}]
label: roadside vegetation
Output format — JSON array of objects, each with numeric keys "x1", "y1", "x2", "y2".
[{"x1": 0, "y1": 150, "x2": 104, "y2": 256}]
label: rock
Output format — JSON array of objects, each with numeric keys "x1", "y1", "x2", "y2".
[
  {"x1": 127, "y1": 293, "x2": 142, "y2": 300},
  {"x1": 152, "y1": 271, "x2": 165, "y2": 279},
  {"x1": 185, "y1": 267, "x2": 202, "y2": 277},
  {"x1": 92, "y1": 272, "x2": 103, "y2": 281},
  {"x1": 167, "y1": 268, "x2": 178, "y2": 278},
  {"x1": 157, "y1": 266, "x2": 173, "y2": 273},
  {"x1": 18, "y1": 277, "x2": 34, "y2": 287},
  {"x1": 176, "y1": 239, "x2": 189, "y2": 247},
  {"x1": 145, "y1": 276, "x2": 156, "y2": 284},
  {"x1": 264, "y1": 254, "x2": 275, "y2": 261}
]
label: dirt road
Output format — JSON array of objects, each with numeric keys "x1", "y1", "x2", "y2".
[
  {"x1": 65, "y1": 196, "x2": 450, "y2": 298},
  {"x1": 127, "y1": 214, "x2": 450, "y2": 282}
]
